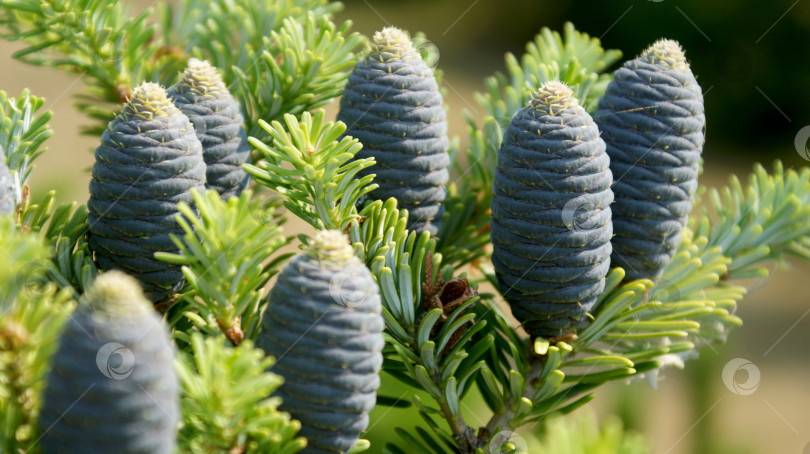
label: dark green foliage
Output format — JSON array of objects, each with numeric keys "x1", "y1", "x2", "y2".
[
  {"x1": 595, "y1": 39, "x2": 705, "y2": 281},
  {"x1": 490, "y1": 82, "x2": 613, "y2": 338},
  {"x1": 168, "y1": 59, "x2": 250, "y2": 199},
  {"x1": 258, "y1": 230, "x2": 384, "y2": 454},
  {"x1": 338, "y1": 27, "x2": 449, "y2": 236},
  {"x1": 86, "y1": 83, "x2": 206, "y2": 303},
  {"x1": 39, "y1": 271, "x2": 178, "y2": 454},
  {"x1": 0, "y1": 158, "x2": 14, "y2": 214}
]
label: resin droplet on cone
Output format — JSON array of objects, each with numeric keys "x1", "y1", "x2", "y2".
[
  {"x1": 258, "y1": 230, "x2": 384, "y2": 454},
  {"x1": 338, "y1": 27, "x2": 449, "y2": 236},
  {"x1": 490, "y1": 82, "x2": 614, "y2": 338},
  {"x1": 39, "y1": 271, "x2": 179, "y2": 454},
  {"x1": 595, "y1": 39, "x2": 705, "y2": 281},
  {"x1": 167, "y1": 59, "x2": 250, "y2": 199},
  {"x1": 87, "y1": 82, "x2": 206, "y2": 303}
]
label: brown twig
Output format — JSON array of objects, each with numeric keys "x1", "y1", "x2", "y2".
[{"x1": 217, "y1": 316, "x2": 244, "y2": 346}]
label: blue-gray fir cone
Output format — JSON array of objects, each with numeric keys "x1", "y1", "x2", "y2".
[
  {"x1": 595, "y1": 39, "x2": 705, "y2": 281},
  {"x1": 490, "y1": 82, "x2": 614, "y2": 338},
  {"x1": 87, "y1": 83, "x2": 206, "y2": 303},
  {"x1": 258, "y1": 231, "x2": 384, "y2": 454},
  {"x1": 39, "y1": 271, "x2": 178, "y2": 454},
  {"x1": 337, "y1": 27, "x2": 449, "y2": 236},
  {"x1": 167, "y1": 59, "x2": 250, "y2": 199}
]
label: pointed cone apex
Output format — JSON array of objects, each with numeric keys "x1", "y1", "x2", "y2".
[
  {"x1": 641, "y1": 39, "x2": 688, "y2": 70},
  {"x1": 124, "y1": 82, "x2": 177, "y2": 120},
  {"x1": 371, "y1": 26, "x2": 418, "y2": 60},
  {"x1": 307, "y1": 230, "x2": 355, "y2": 265},
  {"x1": 84, "y1": 270, "x2": 153, "y2": 317},
  {"x1": 176, "y1": 58, "x2": 228, "y2": 98},
  {"x1": 529, "y1": 81, "x2": 579, "y2": 115}
]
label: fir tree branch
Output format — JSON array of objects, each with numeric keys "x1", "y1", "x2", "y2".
[
  {"x1": 696, "y1": 162, "x2": 810, "y2": 279},
  {"x1": 160, "y1": 0, "x2": 340, "y2": 80},
  {"x1": 0, "y1": 0, "x2": 171, "y2": 135},
  {"x1": 349, "y1": 199, "x2": 491, "y2": 452},
  {"x1": 245, "y1": 110, "x2": 377, "y2": 232},
  {"x1": 0, "y1": 216, "x2": 74, "y2": 452},
  {"x1": 231, "y1": 14, "x2": 365, "y2": 141},
  {"x1": 0, "y1": 89, "x2": 52, "y2": 216},
  {"x1": 175, "y1": 333, "x2": 306, "y2": 453},
  {"x1": 0, "y1": 1, "x2": 358, "y2": 137},
  {"x1": 475, "y1": 22, "x2": 622, "y2": 127},
  {"x1": 21, "y1": 192, "x2": 97, "y2": 296},
  {"x1": 156, "y1": 190, "x2": 289, "y2": 346}
]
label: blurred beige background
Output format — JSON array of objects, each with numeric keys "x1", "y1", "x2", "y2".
[{"x1": 2, "y1": 1, "x2": 808, "y2": 453}]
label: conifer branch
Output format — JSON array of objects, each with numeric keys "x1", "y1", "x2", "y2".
[
  {"x1": 0, "y1": 1, "x2": 359, "y2": 137},
  {"x1": 156, "y1": 190, "x2": 290, "y2": 345},
  {"x1": 0, "y1": 217, "x2": 74, "y2": 452},
  {"x1": 176, "y1": 333, "x2": 306, "y2": 453},
  {"x1": 245, "y1": 110, "x2": 377, "y2": 232}
]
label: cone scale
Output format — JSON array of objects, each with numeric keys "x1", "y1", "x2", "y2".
[
  {"x1": 595, "y1": 39, "x2": 705, "y2": 281},
  {"x1": 338, "y1": 27, "x2": 449, "y2": 236},
  {"x1": 258, "y1": 230, "x2": 384, "y2": 454},
  {"x1": 490, "y1": 82, "x2": 614, "y2": 338}
]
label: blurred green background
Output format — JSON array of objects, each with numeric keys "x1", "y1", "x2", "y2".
[{"x1": 1, "y1": 0, "x2": 808, "y2": 452}]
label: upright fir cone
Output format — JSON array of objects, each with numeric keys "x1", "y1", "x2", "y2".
[
  {"x1": 167, "y1": 58, "x2": 250, "y2": 199},
  {"x1": 39, "y1": 271, "x2": 179, "y2": 454},
  {"x1": 595, "y1": 39, "x2": 705, "y2": 281},
  {"x1": 337, "y1": 27, "x2": 449, "y2": 236},
  {"x1": 490, "y1": 82, "x2": 614, "y2": 338},
  {"x1": 0, "y1": 158, "x2": 15, "y2": 214},
  {"x1": 258, "y1": 230, "x2": 384, "y2": 454},
  {"x1": 87, "y1": 82, "x2": 206, "y2": 304}
]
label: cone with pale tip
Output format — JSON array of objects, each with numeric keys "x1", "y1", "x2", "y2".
[
  {"x1": 490, "y1": 81, "x2": 614, "y2": 338},
  {"x1": 167, "y1": 58, "x2": 250, "y2": 199},
  {"x1": 337, "y1": 27, "x2": 449, "y2": 236},
  {"x1": 86, "y1": 82, "x2": 206, "y2": 304},
  {"x1": 258, "y1": 230, "x2": 384, "y2": 454},
  {"x1": 595, "y1": 39, "x2": 705, "y2": 281},
  {"x1": 38, "y1": 271, "x2": 179, "y2": 454}
]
